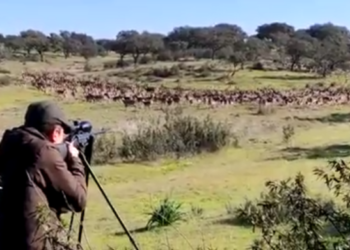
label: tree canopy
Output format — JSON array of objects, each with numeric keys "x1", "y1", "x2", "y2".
[{"x1": 1, "y1": 22, "x2": 350, "y2": 77}]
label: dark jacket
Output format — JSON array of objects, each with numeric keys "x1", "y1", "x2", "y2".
[{"x1": 0, "y1": 126, "x2": 87, "y2": 250}]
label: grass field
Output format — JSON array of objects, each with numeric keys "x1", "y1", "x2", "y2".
[{"x1": 1, "y1": 56, "x2": 350, "y2": 249}]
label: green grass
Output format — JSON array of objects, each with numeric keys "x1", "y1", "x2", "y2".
[
  {"x1": 71, "y1": 122, "x2": 350, "y2": 249},
  {"x1": 2, "y1": 62, "x2": 350, "y2": 249}
]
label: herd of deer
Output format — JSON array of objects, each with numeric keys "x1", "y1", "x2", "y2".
[{"x1": 21, "y1": 71, "x2": 350, "y2": 108}]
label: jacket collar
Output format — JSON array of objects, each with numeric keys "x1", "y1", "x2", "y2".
[{"x1": 20, "y1": 126, "x2": 47, "y2": 140}]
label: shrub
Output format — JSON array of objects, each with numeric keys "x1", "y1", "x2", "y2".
[
  {"x1": 250, "y1": 62, "x2": 265, "y2": 70},
  {"x1": 146, "y1": 197, "x2": 183, "y2": 230},
  {"x1": 227, "y1": 200, "x2": 260, "y2": 226},
  {"x1": 92, "y1": 133, "x2": 119, "y2": 165},
  {"x1": 0, "y1": 68, "x2": 10, "y2": 74},
  {"x1": 189, "y1": 48, "x2": 212, "y2": 59},
  {"x1": 190, "y1": 205, "x2": 204, "y2": 218},
  {"x1": 118, "y1": 126, "x2": 166, "y2": 161},
  {"x1": 231, "y1": 192, "x2": 297, "y2": 227},
  {"x1": 230, "y1": 178, "x2": 339, "y2": 229},
  {"x1": 176, "y1": 62, "x2": 188, "y2": 70},
  {"x1": 24, "y1": 54, "x2": 40, "y2": 62},
  {"x1": 157, "y1": 50, "x2": 174, "y2": 61},
  {"x1": 238, "y1": 160, "x2": 350, "y2": 250},
  {"x1": 139, "y1": 56, "x2": 152, "y2": 64},
  {"x1": 116, "y1": 60, "x2": 131, "y2": 68},
  {"x1": 103, "y1": 60, "x2": 118, "y2": 69},
  {"x1": 195, "y1": 63, "x2": 216, "y2": 73},
  {"x1": 282, "y1": 124, "x2": 295, "y2": 145},
  {"x1": 98, "y1": 49, "x2": 108, "y2": 57},
  {"x1": 144, "y1": 65, "x2": 180, "y2": 78},
  {"x1": 83, "y1": 60, "x2": 92, "y2": 72},
  {"x1": 117, "y1": 111, "x2": 233, "y2": 162},
  {"x1": 0, "y1": 76, "x2": 12, "y2": 86}
]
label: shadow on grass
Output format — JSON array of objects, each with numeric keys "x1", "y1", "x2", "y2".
[
  {"x1": 114, "y1": 226, "x2": 149, "y2": 236},
  {"x1": 279, "y1": 144, "x2": 350, "y2": 161},
  {"x1": 294, "y1": 113, "x2": 350, "y2": 124},
  {"x1": 257, "y1": 74, "x2": 321, "y2": 81},
  {"x1": 214, "y1": 216, "x2": 252, "y2": 228}
]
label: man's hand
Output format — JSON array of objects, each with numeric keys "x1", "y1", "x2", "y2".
[{"x1": 67, "y1": 142, "x2": 79, "y2": 158}]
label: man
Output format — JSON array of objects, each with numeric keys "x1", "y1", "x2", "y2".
[{"x1": 0, "y1": 100, "x2": 87, "y2": 250}]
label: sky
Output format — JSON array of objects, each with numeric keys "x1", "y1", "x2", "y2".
[{"x1": 0, "y1": 0, "x2": 350, "y2": 39}]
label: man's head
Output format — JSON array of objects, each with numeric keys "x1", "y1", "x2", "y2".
[{"x1": 24, "y1": 101, "x2": 72, "y2": 144}]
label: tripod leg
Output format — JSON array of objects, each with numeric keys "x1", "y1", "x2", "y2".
[
  {"x1": 76, "y1": 138, "x2": 93, "y2": 246},
  {"x1": 77, "y1": 208, "x2": 86, "y2": 244},
  {"x1": 77, "y1": 171, "x2": 90, "y2": 244},
  {"x1": 77, "y1": 136, "x2": 139, "y2": 250},
  {"x1": 67, "y1": 213, "x2": 75, "y2": 241},
  {"x1": 88, "y1": 168, "x2": 140, "y2": 250}
]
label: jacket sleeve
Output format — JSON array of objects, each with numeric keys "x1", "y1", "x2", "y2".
[
  {"x1": 38, "y1": 145, "x2": 87, "y2": 212},
  {"x1": 0, "y1": 130, "x2": 11, "y2": 179},
  {"x1": 0, "y1": 137, "x2": 5, "y2": 180}
]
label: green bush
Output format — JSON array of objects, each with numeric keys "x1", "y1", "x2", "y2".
[
  {"x1": 117, "y1": 111, "x2": 233, "y2": 162},
  {"x1": 230, "y1": 181, "x2": 337, "y2": 228},
  {"x1": 92, "y1": 133, "x2": 119, "y2": 165},
  {"x1": 146, "y1": 197, "x2": 184, "y2": 230},
  {"x1": 90, "y1": 112, "x2": 234, "y2": 164},
  {"x1": 231, "y1": 160, "x2": 350, "y2": 250}
]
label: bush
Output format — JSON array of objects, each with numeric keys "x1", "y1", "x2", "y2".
[
  {"x1": 157, "y1": 50, "x2": 174, "y2": 61},
  {"x1": 146, "y1": 197, "x2": 183, "y2": 230},
  {"x1": 229, "y1": 177, "x2": 331, "y2": 227},
  {"x1": 282, "y1": 124, "x2": 295, "y2": 145},
  {"x1": 0, "y1": 76, "x2": 12, "y2": 86},
  {"x1": 144, "y1": 65, "x2": 180, "y2": 78},
  {"x1": 227, "y1": 200, "x2": 260, "y2": 226},
  {"x1": 0, "y1": 68, "x2": 10, "y2": 74},
  {"x1": 24, "y1": 54, "x2": 40, "y2": 62},
  {"x1": 83, "y1": 60, "x2": 92, "y2": 72},
  {"x1": 117, "y1": 111, "x2": 233, "y2": 162},
  {"x1": 231, "y1": 191, "x2": 302, "y2": 227},
  {"x1": 116, "y1": 60, "x2": 131, "y2": 68},
  {"x1": 98, "y1": 49, "x2": 108, "y2": 57},
  {"x1": 234, "y1": 160, "x2": 350, "y2": 250},
  {"x1": 139, "y1": 56, "x2": 152, "y2": 65},
  {"x1": 103, "y1": 60, "x2": 118, "y2": 69},
  {"x1": 188, "y1": 48, "x2": 212, "y2": 59},
  {"x1": 92, "y1": 133, "x2": 119, "y2": 165},
  {"x1": 250, "y1": 62, "x2": 265, "y2": 70}
]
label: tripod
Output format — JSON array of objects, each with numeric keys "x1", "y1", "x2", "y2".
[{"x1": 67, "y1": 135, "x2": 139, "y2": 250}]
